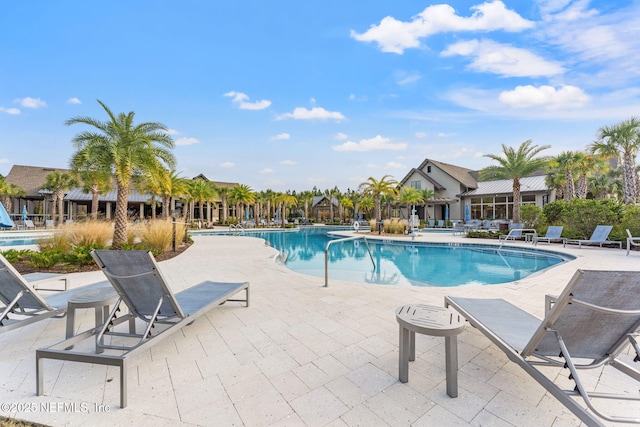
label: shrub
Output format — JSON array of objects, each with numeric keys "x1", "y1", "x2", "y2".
[
  {"x1": 66, "y1": 221, "x2": 112, "y2": 247},
  {"x1": 621, "y1": 204, "x2": 640, "y2": 237},
  {"x1": 0, "y1": 249, "x2": 33, "y2": 263},
  {"x1": 369, "y1": 219, "x2": 376, "y2": 232},
  {"x1": 520, "y1": 204, "x2": 547, "y2": 229},
  {"x1": 25, "y1": 250, "x2": 64, "y2": 268},
  {"x1": 543, "y1": 199, "x2": 622, "y2": 239},
  {"x1": 383, "y1": 219, "x2": 392, "y2": 233},
  {"x1": 138, "y1": 219, "x2": 187, "y2": 253}
]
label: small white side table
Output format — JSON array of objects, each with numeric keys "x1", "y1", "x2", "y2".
[
  {"x1": 65, "y1": 286, "x2": 120, "y2": 353},
  {"x1": 396, "y1": 304, "x2": 465, "y2": 397}
]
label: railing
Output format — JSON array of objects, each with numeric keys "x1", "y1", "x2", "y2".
[
  {"x1": 498, "y1": 228, "x2": 537, "y2": 248},
  {"x1": 324, "y1": 235, "x2": 375, "y2": 287},
  {"x1": 229, "y1": 224, "x2": 245, "y2": 234}
]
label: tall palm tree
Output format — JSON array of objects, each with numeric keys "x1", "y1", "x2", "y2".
[
  {"x1": 590, "y1": 117, "x2": 640, "y2": 204},
  {"x1": 347, "y1": 190, "x2": 364, "y2": 221},
  {"x1": 274, "y1": 192, "x2": 297, "y2": 228},
  {"x1": 359, "y1": 196, "x2": 374, "y2": 219},
  {"x1": 297, "y1": 190, "x2": 314, "y2": 221},
  {"x1": 42, "y1": 171, "x2": 77, "y2": 225},
  {"x1": 159, "y1": 170, "x2": 187, "y2": 219},
  {"x1": 358, "y1": 175, "x2": 399, "y2": 223},
  {"x1": 134, "y1": 164, "x2": 167, "y2": 220},
  {"x1": 481, "y1": 140, "x2": 550, "y2": 223},
  {"x1": 70, "y1": 150, "x2": 112, "y2": 220},
  {"x1": 187, "y1": 178, "x2": 215, "y2": 224},
  {"x1": 573, "y1": 153, "x2": 605, "y2": 199},
  {"x1": 398, "y1": 187, "x2": 422, "y2": 223},
  {"x1": 229, "y1": 184, "x2": 255, "y2": 222},
  {"x1": 0, "y1": 178, "x2": 25, "y2": 213},
  {"x1": 550, "y1": 151, "x2": 579, "y2": 200},
  {"x1": 419, "y1": 189, "x2": 435, "y2": 221},
  {"x1": 66, "y1": 100, "x2": 175, "y2": 248},
  {"x1": 213, "y1": 185, "x2": 232, "y2": 224}
]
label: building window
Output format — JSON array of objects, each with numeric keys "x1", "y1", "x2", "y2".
[
  {"x1": 410, "y1": 181, "x2": 421, "y2": 190},
  {"x1": 427, "y1": 166, "x2": 432, "y2": 173}
]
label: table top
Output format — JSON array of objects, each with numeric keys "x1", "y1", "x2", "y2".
[
  {"x1": 396, "y1": 304, "x2": 465, "y2": 337},
  {"x1": 67, "y1": 286, "x2": 119, "y2": 306}
]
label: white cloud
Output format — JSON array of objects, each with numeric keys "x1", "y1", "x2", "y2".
[
  {"x1": 263, "y1": 179, "x2": 285, "y2": 187},
  {"x1": 437, "y1": 132, "x2": 455, "y2": 137},
  {"x1": 280, "y1": 160, "x2": 297, "y2": 165},
  {"x1": 0, "y1": 158, "x2": 9, "y2": 164},
  {"x1": 441, "y1": 39, "x2": 564, "y2": 77},
  {"x1": 349, "y1": 93, "x2": 356, "y2": 100},
  {"x1": 395, "y1": 70, "x2": 422, "y2": 85},
  {"x1": 223, "y1": 91, "x2": 271, "y2": 110},
  {"x1": 166, "y1": 128, "x2": 179, "y2": 135},
  {"x1": 351, "y1": 1, "x2": 534, "y2": 54},
  {"x1": 498, "y1": 84, "x2": 590, "y2": 109},
  {"x1": 334, "y1": 132, "x2": 348, "y2": 140},
  {"x1": 415, "y1": 131, "x2": 428, "y2": 138},
  {"x1": 219, "y1": 161, "x2": 235, "y2": 168},
  {"x1": 368, "y1": 161, "x2": 407, "y2": 169},
  {"x1": 66, "y1": 97, "x2": 82, "y2": 104},
  {"x1": 260, "y1": 168, "x2": 274, "y2": 174},
  {"x1": 14, "y1": 97, "x2": 46, "y2": 108},
  {"x1": 276, "y1": 107, "x2": 345, "y2": 121},
  {"x1": 0, "y1": 107, "x2": 20, "y2": 115},
  {"x1": 270, "y1": 133, "x2": 290, "y2": 140},
  {"x1": 332, "y1": 135, "x2": 407, "y2": 152},
  {"x1": 175, "y1": 137, "x2": 200, "y2": 146}
]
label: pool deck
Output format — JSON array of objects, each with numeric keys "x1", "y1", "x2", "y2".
[{"x1": 1, "y1": 230, "x2": 638, "y2": 426}]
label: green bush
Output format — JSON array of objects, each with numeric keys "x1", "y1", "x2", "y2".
[
  {"x1": 520, "y1": 204, "x2": 547, "y2": 230},
  {"x1": 621, "y1": 204, "x2": 640, "y2": 237},
  {"x1": 25, "y1": 250, "x2": 64, "y2": 269},
  {"x1": 0, "y1": 249, "x2": 33, "y2": 263},
  {"x1": 543, "y1": 199, "x2": 622, "y2": 239}
]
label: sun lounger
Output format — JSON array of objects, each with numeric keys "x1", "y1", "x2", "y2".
[
  {"x1": 627, "y1": 229, "x2": 640, "y2": 256},
  {"x1": 533, "y1": 225, "x2": 566, "y2": 246},
  {"x1": 36, "y1": 250, "x2": 250, "y2": 408},
  {"x1": 445, "y1": 270, "x2": 640, "y2": 426},
  {"x1": 498, "y1": 223, "x2": 523, "y2": 241},
  {"x1": 566, "y1": 225, "x2": 621, "y2": 249},
  {"x1": 1, "y1": 253, "x2": 111, "y2": 333}
]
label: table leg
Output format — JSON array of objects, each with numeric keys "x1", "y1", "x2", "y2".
[
  {"x1": 444, "y1": 335, "x2": 458, "y2": 398},
  {"x1": 409, "y1": 330, "x2": 416, "y2": 362},
  {"x1": 65, "y1": 305, "x2": 76, "y2": 350},
  {"x1": 399, "y1": 325, "x2": 410, "y2": 383}
]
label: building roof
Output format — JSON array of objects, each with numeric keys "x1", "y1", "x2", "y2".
[
  {"x1": 429, "y1": 159, "x2": 478, "y2": 190},
  {"x1": 5, "y1": 165, "x2": 71, "y2": 198},
  {"x1": 312, "y1": 195, "x2": 339, "y2": 208},
  {"x1": 399, "y1": 168, "x2": 446, "y2": 191},
  {"x1": 63, "y1": 187, "x2": 151, "y2": 203},
  {"x1": 461, "y1": 175, "x2": 549, "y2": 196}
]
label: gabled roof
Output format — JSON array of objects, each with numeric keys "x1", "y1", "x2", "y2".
[
  {"x1": 312, "y1": 195, "x2": 339, "y2": 208},
  {"x1": 5, "y1": 165, "x2": 70, "y2": 198},
  {"x1": 461, "y1": 175, "x2": 549, "y2": 196},
  {"x1": 428, "y1": 159, "x2": 478, "y2": 190},
  {"x1": 398, "y1": 168, "x2": 446, "y2": 191},
  {"x1": 192, "y1": 174, "x2": 237, "y2": 188}
]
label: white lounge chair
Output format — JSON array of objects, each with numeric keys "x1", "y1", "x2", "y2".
[
  {"x1": 533, "y1": 225, "x2": 566, "y2": 246},
  {"x1": 37, "y1": 250, "x2": 250, "y2": 408},
  {"x1": 566, "y1": 225, "x2": 621, "y2": 249},
  {"x1": 446, "y1": 269, "x2": 640, "y2": 425}
]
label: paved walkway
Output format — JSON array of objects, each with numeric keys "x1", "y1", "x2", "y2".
[{"x1": 1, "y1": 230, "x2": 638, "y2": 426}]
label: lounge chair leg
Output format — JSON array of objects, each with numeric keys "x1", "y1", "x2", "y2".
[
  {"x1": 36, "y1": 353, "x2": 43, "y2": 396},
  {"x1": 120, "y1": 359, "x2": 127, "y2": 408},
  {"x1": 445, "y1": 335, "x2": 458, "y2": 398}
]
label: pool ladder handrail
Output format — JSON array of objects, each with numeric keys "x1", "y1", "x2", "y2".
[
  {"x1": 324, "y1": 235, "x2": 376, "y2": 287},
  {"x1": 229, "y1": 224, "x2": 245, "y2": 234}
]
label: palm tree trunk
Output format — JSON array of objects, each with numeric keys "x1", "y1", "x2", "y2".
[
  {"x1": 57, "y1": 190, "x2": 65, "y2": 225},
  {"x1": 91, "y1": 184, "x2": 99, "y2": 220},
  {"x1": 512, "y1": 179, "x2": 522, "y2": 223},
  {"x1": 623, "y1": 152, "x2": 638, "y2": 204},
  {"x1": 565, "y1": 171, "x2": 575, "y2": 199},
  {"x1": 113, "y1": 182, "x2": 129, "y2": 249}
]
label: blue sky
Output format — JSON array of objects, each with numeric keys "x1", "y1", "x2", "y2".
[{"x1": 1, "y1": 1, "x2": 639, "y2": 193}]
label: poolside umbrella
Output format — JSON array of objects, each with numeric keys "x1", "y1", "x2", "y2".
[
  {"x1": 22, "y1": 205, "x2": 28, "y2": 222},
  {"x1": 0, "y1": 202, "x2": 15, "y2": 228},
  {"x1": 445, "y1": 204, "x2": 449, "y2": 222},
  {"x1": 464, "y1": 204, "x2": 471, "y2": 222}
]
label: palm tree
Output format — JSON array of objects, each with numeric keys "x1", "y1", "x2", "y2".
[
  {"x1": 229, "y1": 184, "x2": 255, "y2": 222},
  {"x1": 42, "y1": 171, "x2": 77, "y2": 225},
  {"x1": 398, "y1": 187, "x2": 422, "y2": 224},
  {"x1": 70, "y1": 150, "x2": 112, "y2": 220},
  {"x1": 213, "y1": 185, "x2": 232, "y2": 224},
  {"x1": 551, "y1": 151, "x2": 579, "y2": 200},
  {"x1": 187, "y1": 178, "x2": 215, "y2": 224},
  {"x1": 159, "y1": 170, "x2": 187, "y2": 219},
  {"x1": 134, "y1": 164, "x2": 167, "y2": 220},
  {"x1": 66, "y1": 100, "x2": 175, "y2": 248},
  {"x1": 359, "y1": 196, "x2": 374, "y2": 219},
  {"x1": 545, "y1": 168, "x2": 566, "y2": 200},
  {"x1": 347, "y1": 190, "x2": 364, "y2": 221},
  {"x1": 358, "y1": 175, "x2": 399, "y2": 223},
  {"x1": 590, "y1": 117, "x2": 640, "y2": 204},
  {"x1": 481, "y1": 140, "x2": 550, "y2": 223},
  {"x1": 419, "y1": 189, "x2": 435, "y2": 221},
  {"x1": 574, "y1": 153, "x2": 605, "y2": 199},
  {"x1": 297, "y1": 190, "x2": 314, "y2": 222},
  {"x1": 274, "y1": 192, "x2": 297, "y2": 228},
  {"x1": 0, "y1": 178, "x2": 25, "y2": 213}
]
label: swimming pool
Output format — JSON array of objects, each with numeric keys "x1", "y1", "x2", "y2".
[{"x1": 197, "y1": 227, "x2": 571, "y2": 287}]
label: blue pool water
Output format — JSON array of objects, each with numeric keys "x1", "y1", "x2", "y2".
[{"x1": 198, "y1": 227, "x2": 570, "y2": 287}]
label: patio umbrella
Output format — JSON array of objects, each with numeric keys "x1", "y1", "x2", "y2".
[
  {"x1": 445, "y1": 204, "x2": 449, "y2": 222},
  {"x1": 0, "y1": 202, "x2": 15, "y2": 228},
  {"x1": 464, "y1": 204, "x2": 471, "y2": 222},
  {"x1": 22, "y1": 205, "x2": 28, "y2": 222}
]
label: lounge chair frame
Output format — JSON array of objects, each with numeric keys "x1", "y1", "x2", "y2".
[
  {"x1": 566, "y1": 225, "x2": 622, "y2": 249},
  {"x1": 36, "y1": 250, "x2": 249, "y2": 408},
  {"x1": 445, "y1": 270, "x2": 640, "y2": 426},
  {"x1": 627, "y1": 229, "x2": 640, "y2": 256},
  {"x1": 0, "y1": 253, "x2": 103, "y2": 333},
  {"x1": 533, "y1": 225, "x2": 567, "y2": 246}
]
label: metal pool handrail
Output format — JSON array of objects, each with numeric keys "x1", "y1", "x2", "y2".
[{"x1": 325, "y1": 235, "x2": 375, "y2": 287}]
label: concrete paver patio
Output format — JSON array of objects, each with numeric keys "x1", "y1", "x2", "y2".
[{"x1": 0, "y1": 230, "x2": 638, "y2": 426}]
